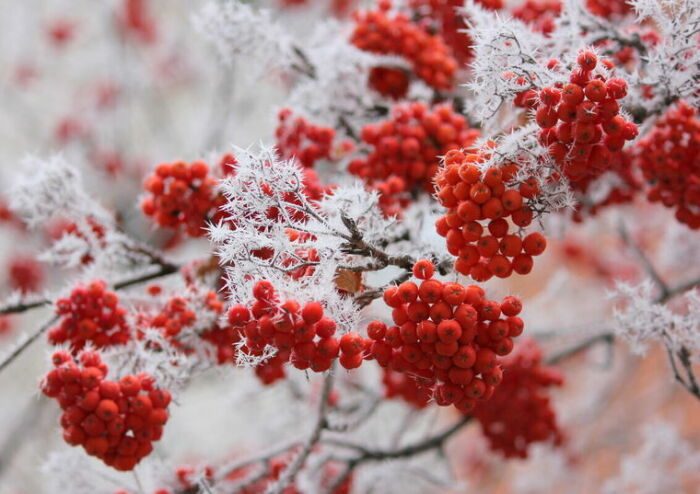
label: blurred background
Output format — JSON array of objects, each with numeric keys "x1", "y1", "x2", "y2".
[{"x1": 0, "y1": 1, "x2": 698, "y2": 493}]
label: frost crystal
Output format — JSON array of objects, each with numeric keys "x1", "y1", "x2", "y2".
[
  {"x1": 10, "y1": 155, "x2": 112, "y2": 229},
  {"x1": 463, "y1": 2, "x2": 552, "y2": 126},
  {"x1": 212, "y1": 145, "x2": 394, "y2": 333},
  {"x1": 612, "y1": 280, "x2": 700, "y2": 359},
  {"x1": 286, "y1": 21, "x2": 395, "y2": 130},
  {"x1": 194, "y1": 1, "x2": 295, "y2": 74},
  {"x1": 630, "y1": 0, "x2": 700, "y2": 111}
]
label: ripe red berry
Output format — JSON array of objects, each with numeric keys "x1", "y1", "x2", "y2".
[
  {"x1": 340, "y1": 332, "x2": 365, "y2": 355},
  {"x1": 577, "y1": 50, "x2": 597, "y2": 71},
  {"x1": 412, "y1": 259, "x2": 435, "y2": 279}
]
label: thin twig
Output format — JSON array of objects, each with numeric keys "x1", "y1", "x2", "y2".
[
  {"x1": 0, "y1": 261, "x2": 178, "y2": 316},
  {"x1": 324, "y1": 415, "x2": 472, "y2": 465},
  {"x1": 266, "y1": 368, "x2": 335, "y2": 494},
  {"x1": 0, "y1": 261, "x2": 179, "y2": 374},
  {"x1": 618, "y1": 222, "x2": 670, "y2": 299},
  {"x1": 0, "y1": 315, "x2": 59, "y2": 374}
]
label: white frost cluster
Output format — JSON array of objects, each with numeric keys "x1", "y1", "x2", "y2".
[
  {"x1": 10, "y1": 155, "x2": 112, "y2": 229},
  {"x1": 286, "y1": 21, "x2": 397, "y2": 130},
  {"x1": 463, "y1": 1, "x2": 553, "y2": 126},
  {"x1": 211, "y1": 145, "x2": 398, "y2": 334},
  {"x1": 602, "y1": 421, "x2": 700, "y2": 494},
  {"x1": 9, "y1": 155, "x2": 156, "y2": 277},
  {"x1": 612, "y1": 280, "x2": 700, "y2": 359},
  {"x1": 629, "y1": 0, "x2": 700, "y2": 110},
  {"x1": 194, "y1": 1, "x2": 295, "y2": 75}
]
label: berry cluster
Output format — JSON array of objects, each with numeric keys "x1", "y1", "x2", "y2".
[
  {"x1": 46, "y1": 19, "x2": 77, "y2": 48},
  {"x1": 351, "y1": 1, "x2": 458, "y2": 98},
  {"x1": 349, "y1": 102, "x2": 479, "y2": 215},
  {"x1": 512, "y1": 0, "x2": 562, "y2": 36},
  {"x1": 366, "y1": 260, "x2": 524, "y2": 412},
  {"x1": 116, "y1": 457, "x2": 352, "y2": 494},
  {"x1": 141, "y1": 160, "x2": 226, "y2": 237},
  {"x1": 408, "y1": 0, "x2": 472, "y2": 66},
  {"x1": 0, "y1": 316, "x2": 13, "y2": 337},
  {"x1": 117, "y1": 0, "x2": 157, "y2": 44},
  {"x1": 637, "y1": 101, "x2": 700, "y2": 229},
  {"x1": 586, "y1": 0, "x2": 633, "y2": 19},
  {"x1": 41, "y1": 350, "x2": 171, "y2": 471},
  {"x1": 7, "y1": 255, "x2": 44, "y2": 294},
  {"x1": 144, "y1": 289, "x2": 243, "y2": 364},
  {"x1": 228, "y1": 281, "x2": 369, "y2": 385},
  {"x1": 535, "y1": 51, "x2": 638, "y2": 182},
  {"x1": 47, "y1": 216, "x2": 107, "y2": 265},
  {"x1": 48, "y1": 280, "x2": 130, "y2": 352},
  {"x1": 225, "y1": 451, "x2": 353, "y2": 494},
  {"x1": 473, "y1": 339, "x2": 563, "y2": 458},
  {"x1": 435, "y1": 149, "x2": 546, "y2": 281},
  {"x1": 275, "y1": 109, "x2": 336, "y2": 168},
  {"x1": 570, "y1": 149, "x2": 640, "y2": 222},
  {"x1": 409, "y1": 0, "x2": 503, "y2": 65},
  {"x1": 382, "y1": 368, "x2": 431, "y2": 408}
]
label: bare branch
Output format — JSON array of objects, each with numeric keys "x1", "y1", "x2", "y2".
[{"x1": 266, "y1": 368, "x2": 335, "y2": 494}]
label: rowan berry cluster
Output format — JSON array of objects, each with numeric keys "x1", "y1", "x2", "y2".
[
  {"x1": 48, "y1": 280, "x2": 130, "y2": 352},
  {"x1": 586, "y1": 0, "x2": 633, "y2": 19},
  {"x1": 259, "y1": 167, "x2": 329, "y2": 225},
  {"x1": 275, "y1": 109, "x2": 336, "y2": 168},
  {"x1": 366, "y1": 260, "x2": 524, "y2": 412},
  {"x1": 228, "y1": 280, "x2": 369, "y2": 385},
  {"x1": 0, "y1": 316, "x2": 12, "y2": 337},
  {"x1": 48, "y1": 216, "x2": 107, "y2": 265},
  {"x1": 570, "y1": 150, "x2": 640, "y2": 222},
  {"x1": 224, "y1": 451, "x2": 353, "y2": 494},
  {"x1": 41, "y1": 350, "x2": 171, "y2": 471},
  {"x1": 117, "y1": 0, "x2": 157, "y2": 44},
  {"x1": 7, "y1": 255, "x2": 44, "y2": 294},
  {"x1": 351, "y1": 1, "x2": 458, "y2": 98},
  {"x1": 512, "y1": 0, "x2": 562, "y2": 35},
  {"x1": 144, "y1": 290, "x2": 241, "y2": 364},
  {"x1": 435, "y1": 149, "x2": 547, "y2": 281},
  {"x1": 636, "y1": 101, "x2": 700, "y2": 229},
  {"x1": 473, "y1": 339, "x2": 563, "y2": 458},
  {"x1": 141, "y1": 159, "x2": 227, "y2": 237},
  {"x1": 408, "y1": 0, "x2": 482, "y2": 65},
  {"x1": 382, "y1": 368, "x2": 431, "y2": 408},
  {"x1": 348, "y1": 102, "x2": 479, "y2": 214},
  {"x1": 46, "y1": 19, "x2": 76, "y2": 48},
  {"x1": 535, "y1": 51, "x2": 638, "y2": 182}
]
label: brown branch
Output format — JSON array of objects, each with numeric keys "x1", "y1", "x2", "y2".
[
  {"x1": 267, "y1": 368, "x2": 335, "y2": 494},
  {"x1": 0, "y1": 261, "x2": 179, "y2": 316},
  {"x1": 0, "y1": 299, "x2": 49, "y2": 315},
  {"x1": 324, "y1": 415, "x2": 472, "y2": 471},
  {"x1": 544, "y1": 267, "x2": 700, "y2": 400},
  {"x1": 546, "y1": 332, "x2": 614, "y2": 365},
  {"x1": 339, "y1": 213, "x2": 451, "y2": 276},
  {"x1": 664, "y1": 344, "x2": 700, "y2": 400},
  {"x1": 0, "y1": 261, "x2": 179, "y2": 374},
  {"x1": 618, "y1": 222, "x2": 670, "y2": 300},
  {"x1": 0, "y1": 315, "x2": 59, "y2": 374}
]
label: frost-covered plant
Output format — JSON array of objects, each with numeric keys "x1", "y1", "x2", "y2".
[{"x1": 0, "y1": 0, "x2": 699, "y2": 492}]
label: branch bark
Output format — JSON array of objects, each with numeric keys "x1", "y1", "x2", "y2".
[{"x1": 266, "y1": 368, "x2": 335, "y2": 494}]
